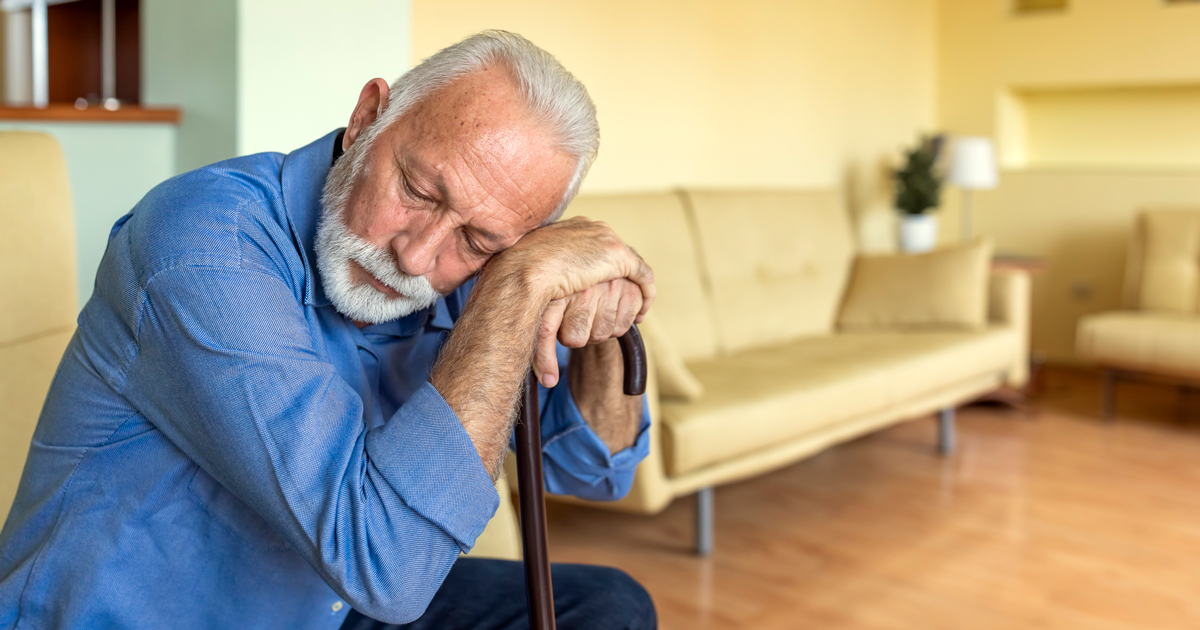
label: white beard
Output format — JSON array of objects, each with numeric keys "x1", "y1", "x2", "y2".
[{"x1": 315, "y1": 136, "x2": 443, "y2": 324}]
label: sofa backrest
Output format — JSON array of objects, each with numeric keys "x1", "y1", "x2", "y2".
[
  {"x1": 681, "y1": 189, "x2": 855, "y2": 353},
  {"x1": 563, "y1": 192, "x2": 720, "y2": 360},
  {"x1": 0, "y1": 131, "x2": 78, "y2": 523},
  {"x1": 1123, "y1": 209, "x2": 1200, "y2": 313}
]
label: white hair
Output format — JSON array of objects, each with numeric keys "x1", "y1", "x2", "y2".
[{"x1": 354, "y1": 29, "x2": 599, "y2": 223}]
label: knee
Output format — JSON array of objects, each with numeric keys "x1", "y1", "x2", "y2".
[{"x1": 556, "y1": 565, "x2": 656, "y2": 629}]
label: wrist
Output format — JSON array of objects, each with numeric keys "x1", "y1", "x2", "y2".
[{"x1": 480, "y1": 249, "x2": 558, "y2": 307}]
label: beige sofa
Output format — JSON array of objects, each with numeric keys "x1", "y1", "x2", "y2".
[
  {"x1": 491, "y1": 188, "x2": 1031, "y2": 556},
  {"x1": 1077, "y1": 209, "x2": 1200, "y2": 419},
  {"x1": 0, "y1": 132, "x2": 79, "y2": 525}
]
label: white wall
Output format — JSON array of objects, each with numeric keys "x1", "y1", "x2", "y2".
[{"x1": 236, "y1": 0, "x2": 412, "y2": 156}]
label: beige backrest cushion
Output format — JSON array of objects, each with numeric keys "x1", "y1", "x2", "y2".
[
  {"x1": 1124, "y1": 209, "x2": 1200, "y2": 313},
  {"x1": 564, "y1": 192, "x2": 719, "y2": 361},
  {"x1": 0, "y1": 132, "x2": 78, "y2": 523},
  {"x1": 838, "y1": 238, "x2": 993, "y2": 331},
  {"x1": 682, "y1": 189, "x2": 855, "y2": 353}
]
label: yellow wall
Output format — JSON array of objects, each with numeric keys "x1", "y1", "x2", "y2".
[
  {"x1": 938, "y1": 0, "x2": 1200, "y2": 362},
  {"x1": 412, "y1": 0, "x2": 936, "y2": 252}
]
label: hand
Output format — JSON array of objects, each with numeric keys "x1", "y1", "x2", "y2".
[
  {"x1": 534, "y1": 278, "x2": 643, "y2": 387},
  {"x1": 494, "y1": 216, "x2": 656, "y2": 312},
  {"x1": 430, "y1": 216, "x2": 655, "y2": 477}
]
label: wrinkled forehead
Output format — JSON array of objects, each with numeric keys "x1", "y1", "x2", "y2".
[
  {"x1": 387, "y1": 68, "x2": 576, "y2": 233},
  {"x1": 403, "y1": 66, "x2": 542, "y2": 154}
]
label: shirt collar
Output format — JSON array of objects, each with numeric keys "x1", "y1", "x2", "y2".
[{"x1": 280, "y1": 128, "x2": 343, "y2": 307}]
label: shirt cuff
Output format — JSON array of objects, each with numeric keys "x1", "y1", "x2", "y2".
[
  {"x1": 364, "y1": 382, "x2": 499, "y2": 551},
  {"x1": 537, "y1": 378, "x2": 651, "y2": 499}
]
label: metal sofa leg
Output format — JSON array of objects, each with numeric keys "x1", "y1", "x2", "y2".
[
  {"x1": 696, "y1": 486, "x2": 714, "y2": 556},
  {"x1": 938, "y1": 407, "x2": 956, "y2": 455},
  {"x1": 1102, "y1": 369, "x2": 1116, "y2": 421}
]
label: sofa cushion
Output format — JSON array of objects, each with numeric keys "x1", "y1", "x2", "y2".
[
  {"x1": 660, "y1": 327, "x2": 1018, "y2": 476},
  {"x1": 838, "y1": 238, "x2": 993, "y2": 331},
  {"x1": 682, "y1": 189, "x2": 855, "y2": 354},
  {"x1": 1077, "y1": 311, "x2": 1200, "y2": 379},
  {"x1": 564, "y1": 193, "x2": 720, "y2": 361}
]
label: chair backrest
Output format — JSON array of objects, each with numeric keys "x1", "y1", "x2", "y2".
[
  {"x1": 1123, "y1": 209, "x2": 1200, "y2": 313},
  {"x1": 0, "y1": 131, "x2": 78, "y2": 523}
]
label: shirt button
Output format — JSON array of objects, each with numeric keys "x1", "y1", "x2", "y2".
[{"x1": 332, "y1": 601, "x2": 344, "y2": 612}]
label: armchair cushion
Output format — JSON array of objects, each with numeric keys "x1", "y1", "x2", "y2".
[
  {"x1": 1077, "y1": 311, "x2": 1200, "y2": 379},
  {"x1": 838, "y1": 238, "x2": 993, "y2": 331}
]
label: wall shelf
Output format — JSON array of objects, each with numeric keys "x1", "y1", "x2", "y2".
[
  {"x1": 0, "y1": 104, "x2": 179, "y2": 123},
  {"x1": 997, "y1": 82, "x2": 1200, "y2": 171}
]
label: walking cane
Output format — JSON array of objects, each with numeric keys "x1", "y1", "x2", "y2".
[{"x1": 514, "y1": 325, "x2": 647, "y2": 630}]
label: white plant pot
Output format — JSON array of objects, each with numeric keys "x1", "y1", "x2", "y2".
[{"x1": 899, "y1": 213, "x2": 939, "y2": 253}]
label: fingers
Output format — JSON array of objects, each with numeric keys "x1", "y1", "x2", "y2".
[
  {"x1": 589, "y1": 281, "x2": 621, "y2": 343},
  {"x1": 628, "y1": 254, "x2": 655, "y2": 323},
  {"x1": 612, "y1": 279, "x2": 642, "y2": 335},
  {"x1": 559, "y1": 285, "x2": 599, "y2": 348},
  {"x1": 535, "y1": 299, "x2": 567, "y2": 387}
]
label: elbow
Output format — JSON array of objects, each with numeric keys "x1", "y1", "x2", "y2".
[
  {"x1": 333, "y1": 560, "x2": 449, "y2": 625},
  {"x1": 342, "y1": 594, "x2": 431, "y2": 626},
  {"x1": 320, "y1": 535, "x2": 463, "y2": 624}
]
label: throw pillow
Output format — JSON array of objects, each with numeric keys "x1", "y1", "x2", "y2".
[{"x1": 837, "y1": 237, "x2": 993, "y2": 330}]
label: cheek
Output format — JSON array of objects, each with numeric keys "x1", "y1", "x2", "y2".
[{"x1": 344, "y1": 174, "x2": 405, "y2": 242}]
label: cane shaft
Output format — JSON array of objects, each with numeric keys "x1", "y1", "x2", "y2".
[
  {"x1": 515, "y1": 326, "x2": 647, "y2": 630},
  {"x1": 515, "y1": 372, "x2": 555, "y2": 630}
]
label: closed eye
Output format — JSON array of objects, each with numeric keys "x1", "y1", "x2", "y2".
[
  {"x1": 461, "y1": 229, "x2": 493, "y2": 258},
  {"x1": 401, "y1": 172, "x2": 436, "y2": 205}
]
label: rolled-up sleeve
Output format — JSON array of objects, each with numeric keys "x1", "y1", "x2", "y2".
[
  {"x1": 526, "y1": 344, "x2": 651, "y2": 501},
  {"x1": 122, "y1": 263, "x2": 497, "y2": 624}
]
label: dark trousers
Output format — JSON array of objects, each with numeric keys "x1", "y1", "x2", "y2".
[{"x1": 340, "y1": 558, "x2": 657, "y2": 630}]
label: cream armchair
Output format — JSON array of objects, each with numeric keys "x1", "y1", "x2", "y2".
[{"x1": 1077, "y1": 210, "x2": 1200, "y2": 419}]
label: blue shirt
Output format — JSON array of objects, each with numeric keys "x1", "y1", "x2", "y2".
[{"x1": 0, "y1": 130, "x2": 650, "y2": 629}]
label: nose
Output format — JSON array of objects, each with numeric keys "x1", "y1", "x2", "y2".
[{"x1": 393, "y1": 215, "x2": 451, "y2": 277}]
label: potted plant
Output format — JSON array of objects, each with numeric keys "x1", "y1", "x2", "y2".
[{"x1": 894, "y1": 134, "x2": 945, "y2": 253}]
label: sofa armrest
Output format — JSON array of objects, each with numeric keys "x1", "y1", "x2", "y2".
[{"x1": 988, "y1": 269, "x2": 1032, "y2": 386}]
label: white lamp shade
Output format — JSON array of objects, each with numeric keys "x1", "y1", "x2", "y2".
[{"x1": 948, "y1": 137, "x2": 998, "y2": 189}]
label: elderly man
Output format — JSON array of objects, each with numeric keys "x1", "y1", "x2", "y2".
[{"x1": 0, "y1": 31, "x2": 657, "y2": 630}]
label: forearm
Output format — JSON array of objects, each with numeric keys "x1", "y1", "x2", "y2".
[
  {"x1": 568, "y1": 339, "x2": 643, "y2": 453},
  {"x1": 429, "y1": 266, "x2": 546, "y2": 479}
]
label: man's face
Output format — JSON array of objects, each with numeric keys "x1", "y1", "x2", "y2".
[{"x1": 317, "y1": 67, "x2": 577, "y2": 323}]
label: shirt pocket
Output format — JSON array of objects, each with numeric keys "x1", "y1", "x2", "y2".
[{"x1": 188, "y1": 466, "x2": 292, "y2": 552}]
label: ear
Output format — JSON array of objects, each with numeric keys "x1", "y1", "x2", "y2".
[{"x1": 343, "y1": 78, "x2": 391, "y2": 151}]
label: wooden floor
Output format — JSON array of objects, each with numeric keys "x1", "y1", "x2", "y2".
[{"x1": 544, "y1": 367, "x2": 1200, "y2": 629}]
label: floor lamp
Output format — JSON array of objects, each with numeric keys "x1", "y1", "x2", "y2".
[{"x1": 947, "y1": 137, "x2": 998, "y2": 242}]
